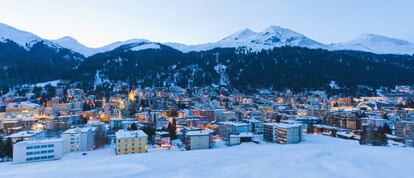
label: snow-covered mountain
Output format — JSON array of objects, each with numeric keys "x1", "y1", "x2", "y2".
[
  {"x1": 2, "y1": 22, "x2": 414, "y2": 56},
  {"x1": 0, "y1": 23, "x2": 58, "y2": 50},
  {"x1": 52, "y1": 36, "x2": 98, "y2": 57},
  {"x1": 166, "y1": 26, "x2": 329, "y2": 53},
  {"x1": 331, "y1": 33, "x2": 414, "y2": 55},
  {"x1": 52, "y1": 38, "x2": 159, "y2": 57}
]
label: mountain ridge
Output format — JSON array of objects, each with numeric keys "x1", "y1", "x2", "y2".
[{"x1": 2, "y1": 23, "x2": 414, "y2": 56}]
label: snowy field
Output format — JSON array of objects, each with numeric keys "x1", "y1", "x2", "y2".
[{"x1": 0, "y1": 135, "x2": 413, "y2": 178}]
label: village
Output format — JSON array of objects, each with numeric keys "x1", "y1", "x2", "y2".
[{"x1": 1, "y1": 82, "x2": 414, "y2": 164}]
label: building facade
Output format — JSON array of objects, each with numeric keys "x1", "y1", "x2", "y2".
[
  {"x1": 13, "y1": 139, "x2": 64, "y2": 164},
  {"x1": 263, "y1": 123, "x2": 303, "y2": 144},
  {"x1": 185, "y1": 130, "x2": 213, "y2": 150},
  {"x1": 115, "y1": 130, "x2": 148, "y2": 155},
  {"x1": 62, "y1": 127, "x2": 95, "y2": 153}
]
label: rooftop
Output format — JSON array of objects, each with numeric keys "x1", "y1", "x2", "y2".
[
  {"x1": 62, "y1": 127, "x2": 93, "y2": 134},
  {"x1": 6, "y1": 130, "x2": 44, "y2": 138},
  {"x1": 14, "y1": 138, "x2": 63, "y2": 146},
  {"x1": 186, "y1": 130, "x2": 211, "y2": 136},
  {"x1": 115, "y1": 130, "x2": 147, "y2": 139},
  {"x1": 264, "y1": 123, "x2": 302, "y2": 128}
]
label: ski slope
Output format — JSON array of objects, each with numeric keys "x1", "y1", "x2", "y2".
[{"x1": 0, "y1": 135, "x2": 413, "y2": 178}]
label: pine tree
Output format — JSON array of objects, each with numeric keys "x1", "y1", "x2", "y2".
[
  {"x1": 383, "y1": 123, "x2": 392, "y2": 135},
  {"x1": 171, "y1": 118, "x2": 177, "y2": 139},
  {"x1": 5, "y1": 138, "x2": 13, "y2": 161},
  {"x1": 94, "y1": 126, "x2": 108, "y2": 149},
  {"x1": 0, "y1": 137, "x2": 6, "y2": 162},
  {"x1": 166, "y1": 119, "x2": 177, "y2": 140},
  {"x1": 129, "y1": 123, "x2": 138, "y2": 131},
  {"x1": 142, "y1": 126, "x2": 156, "y2": 144}
]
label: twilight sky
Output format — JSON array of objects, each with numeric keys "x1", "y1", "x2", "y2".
[{"x1": 0, "y1": 0, "x2": 413, "y2": 47}]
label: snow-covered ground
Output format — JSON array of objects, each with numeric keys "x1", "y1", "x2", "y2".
[{"x1": 1, "y1": 135, "x2": 413, "y2": 178}]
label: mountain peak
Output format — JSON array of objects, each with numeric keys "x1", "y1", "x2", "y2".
[
  {"x1": 0, "y1": 22, "x2": 45, "y2": 49},
  {"x1": 262, "y1": 25, "x2": 303, "y2": 38},
  {"x1": 222, "y1": 28, "x2": 256, "y2": 41},
  {"x1": 332, "y1": 33, "x2": 414, "y2": 54},
  {"x1": 55, "y1": 36, "x2": 79, "y2": 43},
  {"x1": 355, "y1": 33, "x2": 411, "y2": 45}
]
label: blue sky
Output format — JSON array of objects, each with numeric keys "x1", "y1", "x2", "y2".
[{"x1": 0, "y1": 0, "x2": 413, "y2": 47}]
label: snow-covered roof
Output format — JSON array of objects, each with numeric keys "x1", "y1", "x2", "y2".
[
  {"x1": 230, "y1": 132, "x2": 254, "y2": 138},
  {"x1": 6, "y1": 130, "x2": 44, "y2": 138},
  {"x1": 186, "y1": 130, "x2": 211, "y2": 136},
  {"x1": 264, "y1": 123, "x2": 302, "y2": 128},
  {"x1": 115, "y1": 130, "x2": 147, "y2": 139},
  {"x1": 62, "y1": 128, "x2": 93, "y2": 134},
  {"x1": 14, "y1": 138, "x2": 63, "y2": 146},
  {"x1": 219, "y1": 121, "x2": 249, "y2": 127}
]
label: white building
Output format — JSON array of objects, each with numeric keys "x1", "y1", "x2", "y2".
[
  {"x1": 185, "y1": 130, "x2": 213, "y2": 150},
  {"x1": 263, "y1": 123, "x2": 303, "y2": 144},
  {"x1": 62, "y1": 127, "x2": 95, "y2": 153},
  {"x1": 13, "y1": 139, "x2": 64, "y2": 164}
]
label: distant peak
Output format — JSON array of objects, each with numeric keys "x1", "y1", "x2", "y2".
[
  {"x1": 222, "y1": 29, "x2": 256, "y2": 41},
  {"x1": 265, "y1": 25, "x2": 284, "y2": 30},
  {"x1": 237, "y1": 28, "x2": 255, "y2": 34},
  {"x1": 355, "y1": 33, "x2": 411, "y2": 45},
  {"x1": 263, "y1": 25, "x2": 291, "y2": 33},
  {"x1": 55, "y1": 36, "x2": 79, "y2": 42},
  {"x1": 357, "y1": 33, "x2": 387, "y2": 40}
]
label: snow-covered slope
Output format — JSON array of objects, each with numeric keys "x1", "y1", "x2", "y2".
[
  {"x1": 52, "y1": 36, "x2": 98, "y2": 57},
  {"x1": 166, "y1": 26, "x2": 329, "y2": 53},
  {"x1": 127, "y1": 43, "x2": 161, "y2": 51},
  {"x1": 0, "y1": 135, "x2": 412, "y2": 178},
  {"x1": 332, "y1": 33, "x2": 414, "y2": 55},
  {"x1": 97, "y1": 39, "x2": 151, "y2": 53},
  {"x1": 53, "y1": 38, "x2": 157, "y2": 57},
  {"x1": 0, "y1": 23, "x2": 57, "y2": 50}
]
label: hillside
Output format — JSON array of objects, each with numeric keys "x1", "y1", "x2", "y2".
[
  {"x1": 0, "y1": 135, "x2": 412, "y2": 178},
  {"x1": 69, "y1": 46, "x2": 414, "y2": 92}
]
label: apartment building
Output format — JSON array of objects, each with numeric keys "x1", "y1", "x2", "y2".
[
  {"x1": 13, "y1": 139, "x2": 64, "y2": 164},
  {"x1": 263, "y1": 123, "x2": 303, "y2": 144},
  {"x1": 62, "y1": 127, "x2": 95, "y2": 153},
  {"x1": 115, "y1": 130, "x2": 148, "y2": 155}
]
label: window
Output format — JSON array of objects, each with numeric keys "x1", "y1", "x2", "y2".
[
  {"x1": 47, "y1": 155, "x2": 54, "y2": 159},
  {"x1": 26, "y1": 152, "x2": 33, "y2": 155},
  {"x1": 26, "y1": 158, "x2": 33, "y2": 161},
  {"x1": 70, "y1": 138, "x2": 75, "y2": 140},
  {"x1": 48, "y1": 144, "x2": 54, "y2": 148},
  {"x1": 34, "y1": 146, "x2": 40, "y2": 149},
  {"x1": 41, "y1": 145, "x2": 47, "y2": 148},
  {"x1": 26, "y1": 146, "x2": 33, "y2": 150},
  {"x1": 41, "y1": 156, "x2": 47, "y2": 159},
  {"x1": 34, "y1": 157, "x2": 40, "y2": 160},
  {"x1": 48, "y1": 150, "x2": 54, "y2": 153},
  {"x1": 33, "y1": 151, "x2": 40, "y2": 154},
  {"x1": 70, "y1": 142, "x2": 74, "y2": 144},
  {"x1": 41, "y1": 150, "x2": 47, "y2": 154}
]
